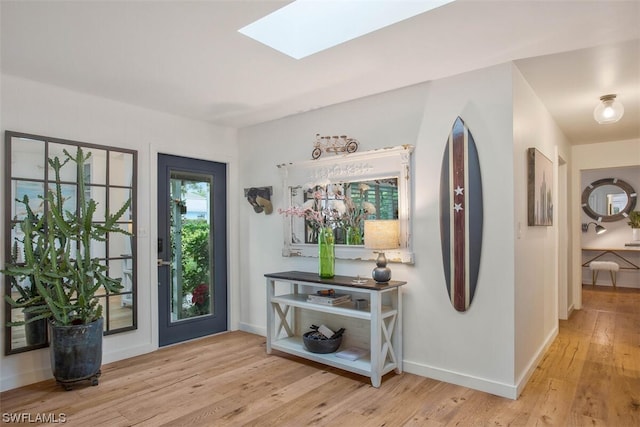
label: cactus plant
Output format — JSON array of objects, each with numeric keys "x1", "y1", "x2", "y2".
[{"x1": 3, "y1": 147, "x2": 131, "y2": 326}]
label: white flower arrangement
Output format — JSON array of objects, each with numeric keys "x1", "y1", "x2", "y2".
[
  {"x1": 279, "y1": 180, "x2": 346, "y2": 233},
  {"x1": 279, "y1": 179, "x2": 377, "y2": 244}
]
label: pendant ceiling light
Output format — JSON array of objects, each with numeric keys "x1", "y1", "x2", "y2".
[{"x1": 593, "y1": 94, "x2": 624, "y2": 124}]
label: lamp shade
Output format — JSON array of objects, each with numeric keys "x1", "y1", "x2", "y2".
[
  {"x1": 364, "y1": 220, "x2": 399, "y2": 250},
  {"x1": 582, "y1": 222, "x2": 606, "y2": 234},
  {"x1": 593, "y1": 94, "x2": 624, "y2": 124}
]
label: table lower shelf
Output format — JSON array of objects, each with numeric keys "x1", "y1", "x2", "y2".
[{"x1": 269, "y1": 336, "x2": 397, "y2": 380}]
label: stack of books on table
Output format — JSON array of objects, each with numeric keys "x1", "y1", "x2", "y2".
[
  {"x1": 307, "y1": 293, "x2": 351, "y2": 306},
  {"x1": 335, "y1": 347, "x2": 369, "y2": 361}
]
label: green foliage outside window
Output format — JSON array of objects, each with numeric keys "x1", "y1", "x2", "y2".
[{"x1": 180, "y1": 219, "x2": 210, "y2": 295}]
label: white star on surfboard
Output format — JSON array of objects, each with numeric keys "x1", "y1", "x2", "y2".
[
  {"x1": 454, "y1": 186, "x2": 464, "y2": 196},
  {"x1": 454, "y1": 203, "x2": 463, "y2": 212}
]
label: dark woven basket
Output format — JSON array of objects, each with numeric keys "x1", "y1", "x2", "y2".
[{"x1": 302, "y1": 331, "x2": 342, "y2": 354}]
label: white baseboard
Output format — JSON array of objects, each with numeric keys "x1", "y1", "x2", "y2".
[
  {"x1": 239, "y1": 322, "x2": 266, "y2": 337},
  {"x1": 403, "y1": 360, "x2": 519, "y2": 399},
  {"x1": 404, "y1": 326, "x2": 558, "y2": 400},
  {"x1": 566, "y1": 303, "x2": 575, "y2": 318},
  {"x1": 515, "y1": 325, "x2": 558, "y2": 397},
  {"x1": 1, "y1": 366, "x2": 52, "y2": 392},
  {"x1": 103, "y1": 342, "x2": 157, "y2": 364},
  {"x1": 1, "y1": 342, "x2": 157, "y2": 392}
]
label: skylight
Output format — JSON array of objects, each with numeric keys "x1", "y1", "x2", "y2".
[{"x1": 238, "y1": 0, "x2": 456, "y2": 59}]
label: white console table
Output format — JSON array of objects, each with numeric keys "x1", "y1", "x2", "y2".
[{"x1": 265, "y1": 271, "x2": 406, "y2": 387}]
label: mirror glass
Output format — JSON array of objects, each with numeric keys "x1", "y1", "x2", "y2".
[
  {"x1": 4, "y1": 131, "x2": 137, "y2": 355},
  {"x1": 588, "y1": 185, "x2": 627, "y2": 216},
  {"x1": 280, "y1": 145, "x2": 414, "y2": 263},
  {"x1": 289, "y1": 178, "x2": 399, "y2": 245},
  {"x1": 582, "y1": 178, "x2": 637, "y2": 222}
]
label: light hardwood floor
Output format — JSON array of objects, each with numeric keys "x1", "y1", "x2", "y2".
[{"x1": 1, "y1": 286, "x2": 638, "y2": 426}]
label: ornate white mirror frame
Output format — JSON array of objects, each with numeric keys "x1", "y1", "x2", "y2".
[{"x1": 278, "y1": 145, "x2": 414, "y2": 264}]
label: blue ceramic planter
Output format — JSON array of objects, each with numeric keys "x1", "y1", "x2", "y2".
[{"x1": 49, "y1": 318, "x2": 103, "y2": 390}]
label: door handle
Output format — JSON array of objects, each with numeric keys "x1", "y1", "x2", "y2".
[{"x1": 157, "y1": 259, "x2": 171, "y2": 267}]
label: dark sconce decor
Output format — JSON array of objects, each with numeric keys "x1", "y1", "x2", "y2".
[
  {"x1": 245, "y1": 186, "x2": 273, "y2": 214},
  {"x1": 582, "y1": 222, "x2": 606, "y2": 234}
]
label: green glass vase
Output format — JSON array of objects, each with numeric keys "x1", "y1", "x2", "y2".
[
  {"x1": 346, "y1": 226, "x2": 362, "y2": 245},
  {"x1": 318, "y1": 226, "x2": 335, "y2": 278}
]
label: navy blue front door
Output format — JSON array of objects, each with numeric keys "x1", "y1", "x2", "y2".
[{"x1": 157, "y1": 154, "x2": 227, "y2": 346}]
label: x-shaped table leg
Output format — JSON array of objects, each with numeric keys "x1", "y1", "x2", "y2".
[
  {"x1": 273, "y1": 302, "x2": 293, "y2": 337},
  {"x1": 380, "y1": 313, "x2": 397, "y2": 367}
]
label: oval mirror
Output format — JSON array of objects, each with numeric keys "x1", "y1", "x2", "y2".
[{"x1": 581, "y1": 178, "x2": 637, "y2": 222}]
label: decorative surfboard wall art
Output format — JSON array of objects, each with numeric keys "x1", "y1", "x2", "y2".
[{"x1": 439, "y1": 117, "x2": 483, "y2": 312}]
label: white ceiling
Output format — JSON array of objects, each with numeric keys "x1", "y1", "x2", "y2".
[{"x1": 1, "y1": 1, "x2": 639, "y2": 145}]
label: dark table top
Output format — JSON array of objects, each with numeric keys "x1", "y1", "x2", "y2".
[{"x1": 265, "y1": 271, "x2": 406, "y2": 291}]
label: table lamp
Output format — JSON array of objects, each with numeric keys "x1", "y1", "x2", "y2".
[{"x1": 364, "y1": 220, "x2": 399, "y2": 283}]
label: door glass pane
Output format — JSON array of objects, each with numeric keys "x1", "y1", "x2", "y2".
[{"x1": 169, "y1": 171, "x2": 213, "y2": 322}]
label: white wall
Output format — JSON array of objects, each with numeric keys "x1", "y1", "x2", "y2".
[
  {"x1": 571, "y1": 139, "x2": 640, "y2": 307},
  {"x1": 512, "y1": 65, "x2": 571, "y2": 394},
  {"x1": 0, "y1": 74, "x2": 240, "y2": 391},
  {"x1": 238, "y1": 63, "x2": 556, "y2": 398}
]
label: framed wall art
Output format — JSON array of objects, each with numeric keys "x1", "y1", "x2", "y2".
[{"x1": 527, "y1": 147, "x2": 553, "y2": 226}]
